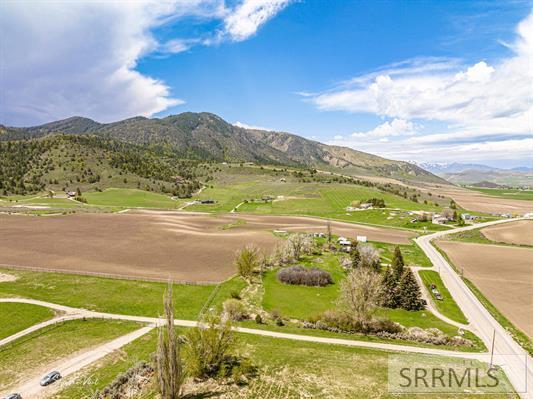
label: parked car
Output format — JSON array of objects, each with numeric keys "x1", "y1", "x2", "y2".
[
  {"x1": 3, "y1": 394, "x2": 22, "y2": 399},
  {"x1": 40, "y1": 371, "x2": 61, "y2": 386}
]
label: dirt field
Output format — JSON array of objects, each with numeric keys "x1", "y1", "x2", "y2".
[
  {"x1": 437, "y1": 241, "x2": 533, "y2": 337},
  {"x1": 0, "y1": 212, "x2": 414, "y2": 282},
  {"x1": 481, "y1": 220, "x2": 533, "y2": 246},
  {"x1": 418, "y1": 184, "x2": 533, "y2": 214}
]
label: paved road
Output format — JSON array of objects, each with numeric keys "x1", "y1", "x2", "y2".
[{"x1": 415, "y1": 217, "x2": 532, "y2": 398}]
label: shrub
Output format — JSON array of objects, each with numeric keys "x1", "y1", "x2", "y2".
[
  {"x1": 92, "y1": 361, "x2": 153, "y2": 399},
  {"x1": 230, "y1": 290, "x2": 241, "y2": 299},
  {"x1": 184, "y1": 312, "x2": 235, "y2": 379},
  {"x1": 234, "y1": 245, "x2": 260, "y2": 280},
  {"x1": 223, "y1": 299, "x2": 248, "y2": 321},
  {"x1": 277, "y1": 265, "x2": 333, "y2": 286},
  {"x1": 254, "y1": 314, "x2": 262, "y2": 324}
]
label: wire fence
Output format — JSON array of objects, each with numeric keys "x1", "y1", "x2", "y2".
[{"x1": 0, "y1": 263, "x2": 217, "y2": 286}]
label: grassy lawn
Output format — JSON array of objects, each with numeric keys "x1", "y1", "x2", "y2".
[
  {"x1": 0, "y1": 302, "x2": 55, "y2": 339},
  {"x1": 418, "y1": 270, "x2": 468, "y2": 325},
  {"x1": 261, "y1": 255, "x2": 475, "y2": 347},
  {"x1": 470, "y1": 187, "x2": 533, "y2": 201},
  {"x1": 373, "y1": 240, "x2": 432, "y2": 267},
  {"x1": 84, "y1": 188, "x2": 184, "y2": 208},
  {"x1": 0, "y1": 319, "x2": 140, "y2": 391},
  {"x1": 54, "y1": 327, "x2": 506, "y2": 398},
  {"x1": 262, "y1": 254, "x2": 344, "y2": 320},
  {"x1": 0, "y1": 268, "x2": 244, "y2": 320}
]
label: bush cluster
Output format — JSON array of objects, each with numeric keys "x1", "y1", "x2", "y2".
[
  {"x1": 277, "y1": 265, "x2": 333, "y2": 286},
  {"x1": 93, "y1": 361, "x2": 153, "y2": 399},
  {"x1": 377, "y1": 327, "x2": 473, "y2": 347},
  {"x1": 223, "y1": 299, "x2": 248, "y2": 321},
  {"x1": 306, "y1": 310, "x2": 401, "y2": 335}
]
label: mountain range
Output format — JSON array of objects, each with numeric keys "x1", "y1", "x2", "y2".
[{"x1": 0, "y1": 112, "x2": 444, "y2": 183}]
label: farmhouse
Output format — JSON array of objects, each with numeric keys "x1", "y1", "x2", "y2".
[
  {"x1": 356, "y1": 235, "x2": 367, "y2": 242},
  {"x1": 65, "y1": 191, "x2": 77, "y2": 198},
  {"x1": 432, "y1": 214, "x2": 449, "y2": 225}
]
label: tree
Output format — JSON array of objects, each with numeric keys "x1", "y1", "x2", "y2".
[
  {"x1": 156, "y1": 283, "x2": 185, "y2": 399},
  {"x1": 381, "y1": 268, "x2": 398, "y2": 308},
  {"x1": 398, "y1": 269, "x2": 424, "y2": 311},
  {"x1": 349, "y1": 242, "x2": 360, "y2": 268},
  {"x1": 287, "y1": 233, "x2": 313, "y2": 260},
  {"x1": 234, "y1": 245, "x2": 260, "y2": 280},
  {"x1": 76, "y1": 187, "x2": 82, "y2": 196},
  {"x1": 337, "y1": 268, "x2": 382, "y2": 327},
  {"x1": 391, "y1": 246, "x2": 405, "y2": 281},
  {"x1": 326, "y1": 220, "x2": 332, "y2": 244},
  {"x1": 184, "y1": 312, "x2": 235, "y2": 378},
  {"x1": 357, "y1": 243, "x2": 381, "y2": 272}
]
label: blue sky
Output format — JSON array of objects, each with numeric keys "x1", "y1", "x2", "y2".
[{"x1": 1, "y1": 0, "x2": 532, "y2": 167}]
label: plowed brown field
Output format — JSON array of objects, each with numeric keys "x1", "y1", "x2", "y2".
[
  {"x1": 437, "y1": 241, "x2": 533, "y2": 337},
  {"x1": 0, "y1": 212, "x2": 414, "y2": 282},
  {"x1": 481, "y1": 220, "x2": 533, "y2": 246}
]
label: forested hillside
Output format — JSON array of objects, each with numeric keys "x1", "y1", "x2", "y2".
[
  {"x1": 1, "y1": 112, "x2": 446, "y2": 184},
  {"x1": 0, "y1": 135, "x2": 202, "y2": 196}
]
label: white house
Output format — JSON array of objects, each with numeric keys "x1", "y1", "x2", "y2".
[{"x1": 356, "y1": 235, "x2": 367, "y2": 242}]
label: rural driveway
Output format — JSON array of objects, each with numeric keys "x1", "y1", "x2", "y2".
[
  {"x1": 2, "y1": 326, "x2": 154, "y2": 399},
  {"x1": 416, "y1": 217, "x2": 533, "y2": 399}
]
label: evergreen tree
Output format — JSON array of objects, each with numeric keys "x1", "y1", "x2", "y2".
[
  {"x1": 381, "y1": 268, "x2": 398, "y2": 308},
  {"x1": 349, "y1": 242, "x2": 360, "y2": 268},
  {"x1": 391, "y1": 246, "x2": 405, "y2": 282},
  {"x1": 398, "y1": 269, "x2": 424, "y2": 311}
]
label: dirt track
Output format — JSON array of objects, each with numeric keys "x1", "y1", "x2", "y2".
[
  {"x1": 0, "y1": 212, "x2": 414, "y2": 282},
  {"x1": 437, "y1": 241, "x2": 533, "y2": 338},
  {"x1": 481, "y1": 220, "x2": 533, "y2": 246}
]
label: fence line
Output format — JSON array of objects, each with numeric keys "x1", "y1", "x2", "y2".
[{"x1": 0, "y1": 263, "x2": 218, "y2": 286}]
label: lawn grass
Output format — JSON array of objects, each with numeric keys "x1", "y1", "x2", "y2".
[
  {"x1": 53, "y1": 327, "x2": 505, "y2": 398},
  {"x1": 373, "y1": 240, "x2": 432, "y2": 267},
  {"x1": 470, "y1": 187, "x2": 533, "y2": 201},
  {"x1": 262, "y1": 254, "x2": 343, "y2": 320},
  {"x1": 0, "y1": 268, "x2": 243, "y2": 320},
  {"x1": 0, "y1": 302, "x2": 55, "y2": 339},
  {"x1": 418, "y1": 270, "x2": 468, "y2": 325},
  {"x1": 0, "y1": 319, "x2": 140, "y2": 391},
  {"x1": 84, "y1": 188, "x2": 183, "y2": 208},
  {"x1": 261, "y1": 254, "x2": 474, "y2": 346}
]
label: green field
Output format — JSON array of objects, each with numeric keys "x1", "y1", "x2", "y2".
[
  {"x1": 53, "y1": 327, "x2": 507, "y2": 398},
  {"x1": 471, "y1": 187, "x2": 533, "y2": 201},
  {"x1": 0, "y1": 268, "x2": 244, "y2": 320},
  {"x1": 419, "y1": 270, "x2": 468, "y2": 325},
  {"x1": 84, "y1": 188, "x2": 184, "y2": 208},
  {"x1": 0, "y1": 302, "x2": 55, "y2": 339},
  {"x1": 0, "y1": 319, "x2": 140, "y2": 390}
]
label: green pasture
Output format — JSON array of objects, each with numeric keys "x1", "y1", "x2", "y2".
[{"x1": 0, "y1": 302, "x2": 55, "y2": 340}]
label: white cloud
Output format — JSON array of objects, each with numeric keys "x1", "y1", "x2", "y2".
[
  {"x1": 0, "y1": 0, "x2": 290, "y2": 126},
  {"x1": 310, "y1": 13, "x2": 532, "y2": 132},
  {"x1": 351, "y1": 118, "x2": 419, "y2": 138},
  {"x1": 233, "y1": 121, "x2": 272, "y2": 131},
  {"x1": 223, "y1": 0, "x2": 291, "y2": 42},
  {"x1": 313, "y1": 12, "x2": 533, "y2": 164}
]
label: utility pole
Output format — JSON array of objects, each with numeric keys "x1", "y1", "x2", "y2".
[{"x1": 489, "y1": 329, "x2": 496, "y2": 370}]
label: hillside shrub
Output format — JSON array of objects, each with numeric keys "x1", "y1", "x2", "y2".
[
  {"x1": 223, "y1": 299, "x2": 248, "y2": 321},
  {"x1": 277, "y1": 265, "x2": 333, "y2": 286}
]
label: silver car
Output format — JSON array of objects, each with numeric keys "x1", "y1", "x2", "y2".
[{"x1": 39, "y1": 371, "x2": 61, "y2": 386}]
